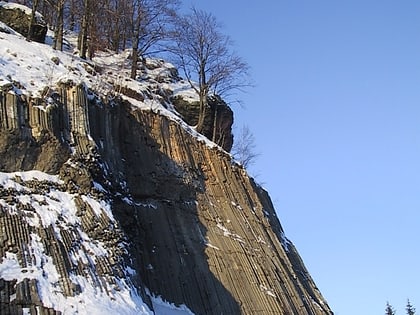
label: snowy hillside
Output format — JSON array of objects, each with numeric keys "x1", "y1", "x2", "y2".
[
  {"x1": 0, "y1": 19, "x2": 216, "y2": 145},
  {"x1": 0, "y1": 171, "x2": 151, "y2": 314},
  {"x1": 1, "y1": 24, "x2": 188, "y2": 103}
]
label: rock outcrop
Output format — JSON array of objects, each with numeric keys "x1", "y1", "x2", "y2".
[
  {"x1": 172, "y1": 94, "x2": 234, "y2": 152},
  {"x1": 0, "y1": 2, "x2": 47, "y2": 43},
  {"x1": 0, "y1": 82, "x2": 333, "y2": 314}
]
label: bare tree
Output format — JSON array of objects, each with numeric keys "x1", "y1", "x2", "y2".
[
  {"x1": 78, "y1": 0, "x2": 90, "y2": 58},
  {"x1": 168, "y1": 7, "x2": 250, "y2": 133},
  {"x1": 232, "y1": 125, "x2": 259, "y2": 169},
  {"x1": 51, "y1": 0, "x2": 65, "y2": 50},
  {"x1": 130, "y1": 0, "x2": 179, "y2": 79}
]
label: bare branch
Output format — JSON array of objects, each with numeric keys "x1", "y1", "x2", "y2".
[
  {"x1": 231, "y1": 125, "x2": 260, "y2": 169},
  {"x1": 167, "y1": 7, "x2": 251, "y2": 133}
]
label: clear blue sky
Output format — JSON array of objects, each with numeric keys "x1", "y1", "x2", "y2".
[{"x1": 183, "y1": 1, "x2": 420, "y2": 314}]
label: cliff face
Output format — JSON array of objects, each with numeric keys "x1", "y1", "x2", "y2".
[
  {"x1": 114, "y1": 109, "x2": 331, "y2": 314},
  {"x1": 0, "y1": 17, "x2": 333, "y2": 314},
  {"x1": 0, "y1": 82, "x2": 333, "y2": 314}
]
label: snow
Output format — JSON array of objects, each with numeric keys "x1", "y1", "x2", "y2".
[
  {"x1": 151, "y1": 296, "x2": 195, "y2": 315},
  {"x1": 0, "y1": 20, "x2": 19, "y2": 35},
  {"x1": 280, "y1": 231, "x2": 291, "y2": 252},
  {"x1": 0, "y1": 23, "x2": 221, "y2": 151},
  {"x1": 216, "y1": 222, "x2": 245, "y2": 244},
  {"x1": 0, "y1": 170, "x2": 197, "y2": 314},
  {"x1": 82, "y1": 194, "x2": 115, "y2": 220},
  {"x1": 0, "y1": 173, "x2": 151, "y2": 313},
  {"x1": 259, "y1": 284, "x2": 277, "y2": 298},
  {"x1": 0, "y1": 170, "x2": 61, "y2": 191},
  {"x1": 0, "y1": 252, "x2": 31, "y2": 282},
  {"x1": 0, "y1": 31, "x2": 82, "y2": 97}
]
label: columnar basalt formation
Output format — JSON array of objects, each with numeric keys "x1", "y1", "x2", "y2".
[{"x1": 0, "y1": 84, "x2": 333, "y2": 314}]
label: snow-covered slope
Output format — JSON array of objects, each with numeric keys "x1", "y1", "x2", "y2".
[
  {"x1": 0, "y1": 26, "x2": 192, "y2": 105},
  {"x1": 0, "y1": 171, "x2": 152, "y2": 315},
  {"x1": 0, "y1": 26, "x2": 221, "y2": 150},
  {"x1": 0, "y1": 170, "x2": 195, "y2": 314}
]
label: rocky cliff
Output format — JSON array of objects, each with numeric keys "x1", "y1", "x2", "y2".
[{"x1": 0, "y1": 17, "x2": 333, "y2": 315}]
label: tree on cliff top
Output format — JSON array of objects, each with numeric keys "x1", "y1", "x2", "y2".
[
  {"x1": 168, "y1": 7, "x2": 250, "y2": 133},
  {"x1": 130, "y1": 0, "x2": 179, "y2": 79}
]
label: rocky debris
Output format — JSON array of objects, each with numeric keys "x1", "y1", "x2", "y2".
[{"x1": 0, "y1": 2, "x2": 47, "y2": 43}]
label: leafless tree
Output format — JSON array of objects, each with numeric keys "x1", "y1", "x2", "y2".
[
  {"x1": 130, "y1": 0, "x2": 179, "y2": 79},
  {"x1": 232, "y1": 125, "x2": 259, "y2": 169},
  {"x1": 50, "y1": 0, "x2": 65, "y2": 50},
  {"x1": 168, "y1": 7, "x2": 250, "y2": 133},
  {"x1": 67, "y1": 0, "x2": 79, "y2": 31},
  {"x1": 78, "y1": 0, "x2": 90, "y2": 58}
]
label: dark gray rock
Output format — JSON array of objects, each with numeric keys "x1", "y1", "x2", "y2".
[
  {"x1": 172, "y1": 94, "x2": 234, "y2": 151},
  {"x1": 0, "y1": 2, "x2": 47, "y2": 43},
  {"x1": 0, "y1": 84, "x2": 333, "y2": 315}
]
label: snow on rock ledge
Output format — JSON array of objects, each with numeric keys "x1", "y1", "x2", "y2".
[{"x1": 0, "y1": 171, "x2": 152, "y2": 314}]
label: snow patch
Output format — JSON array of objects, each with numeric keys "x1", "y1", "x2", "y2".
[
  {"x1": 280, "y1": 231, "x2": 291, "y2": 252},
  {"x1": 216, "y1": 223, "x2": 245, "y2": 244},
  {"x1": 259, "y1": 284, "x2": 277, "y2": 298},
  {"x1": 151, "y1": 295, "x2": 195, "y2": 315}
]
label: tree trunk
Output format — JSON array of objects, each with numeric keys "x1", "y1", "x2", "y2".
[
  {"x1": 69, "y1": 0, "x2": 76, "y2": 31},
  {"x1": 131, "y1": 46, "x2": 139, "y2": 79},
  {"x1": 79, "y1": 0, "x2": 90, "y2": 59},
  {"x1": 130, "y1": 12, "x2": 142, "y2": 79},
  {"x1": 211, "y1": 102, "x2": 218, "y2": 143},
  {"x1": 53, "y1": 1, "x2": 64, "y2": 51},
  {"x1": 196, "y1": 63, "x2": 208, "y2": 133},
  {"x1": 196, "y1": 92, "x2": 207, "y2": 133},
  {"x1": 27, "y1": 0, "x2": 40, "y2": 42}
]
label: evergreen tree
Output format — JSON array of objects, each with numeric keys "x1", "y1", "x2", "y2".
[
  {"x1": 386, "y1": 302, "x2": 396, "y2": 315},
  {"x1": 406, "y1": 299, "x2": 416, "y2": 315}
]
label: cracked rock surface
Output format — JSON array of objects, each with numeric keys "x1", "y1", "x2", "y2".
[{"x1": 0, "y1": 85, "x2": 333, "y2": 314}]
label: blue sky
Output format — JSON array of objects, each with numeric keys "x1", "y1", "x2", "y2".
[{"x1": 184, "y1": 1, "x2": 420, "y2": 314}]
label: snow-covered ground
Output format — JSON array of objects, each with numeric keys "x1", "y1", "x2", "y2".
[{"x1": 0, "y1": 16, "x2": 217, "y2": 149}]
